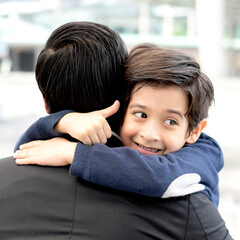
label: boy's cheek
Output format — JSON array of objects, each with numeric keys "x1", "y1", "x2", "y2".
[{"x1": 165, "y1": 135, "x2": 187, "y2": 154}]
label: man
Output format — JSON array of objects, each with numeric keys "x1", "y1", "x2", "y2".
[{"x1": 0, "y1": 22, "x2": 232, "y2": 239}]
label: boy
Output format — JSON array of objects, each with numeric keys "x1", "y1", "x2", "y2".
[{"x1": 14, "y1": 43, "x2": 223, "y2": 208}]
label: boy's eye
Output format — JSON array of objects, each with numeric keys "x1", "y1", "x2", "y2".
[
  {"x1": 165, "y1": 119, "x2": 177, "y2": 125},
  {"x1": 134, "y1": 112, "x2": 147, "y2": 118}
]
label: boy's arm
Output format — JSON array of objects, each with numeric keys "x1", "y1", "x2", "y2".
[
  {"x1": 14, "y1": 110, "x2": 73, "y2": 151},
  {"x1": 14, "y1": 101, "x2": 119, "y2": 151},
  {"x1": 70, "y1": 132, "x2": 223, "y2": 207}
]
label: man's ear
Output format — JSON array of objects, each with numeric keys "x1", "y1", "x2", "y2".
[
  {"x1": 43, "y1": 97, "x2": 50, "y2": 114},
  {"x1": 186, "y1": 119, "x2": 207, "y2": 144}
]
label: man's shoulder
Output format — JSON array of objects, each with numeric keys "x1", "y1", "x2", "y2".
[
  {"x1": 0, "y1": 156, "x2": 78, "y2": 238},
  {"x1": 186, "y1": 193, "x2": 232, "y2": 239},
  {"x1": 0, "y1": 155, "x2": 14, "y2": 163},
  {"x1": 0, "y1": 156, "x2": 18, "y2": 176},
  {"x1": 0, "y1": 156, "x2": 73, "y2": 191}
]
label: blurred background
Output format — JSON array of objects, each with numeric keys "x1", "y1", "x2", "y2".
[{"x1": 0, "y1": 0, "x2": 239, "y2": 238}]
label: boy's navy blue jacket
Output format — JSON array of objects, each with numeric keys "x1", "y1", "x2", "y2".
[{"x1": 15, "y1": 110, "x2": 224, "y2": 207}]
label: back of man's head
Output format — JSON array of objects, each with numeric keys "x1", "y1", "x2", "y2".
[{"x1": 36, "y1": 21, "x2": 128, "y2": 127}]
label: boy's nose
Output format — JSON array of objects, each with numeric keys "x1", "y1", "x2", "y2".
[{"x1": 140, "y1": 122, "x2": 161, "y2": 142}]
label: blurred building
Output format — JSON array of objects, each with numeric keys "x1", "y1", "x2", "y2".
[{"x1": 0, "y1": 0, "x2": 240, "y2": 76}]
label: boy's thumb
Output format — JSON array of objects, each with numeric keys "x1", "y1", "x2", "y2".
[{"x1": 99, "y1": 100, "x2": 120, "y2": 118}]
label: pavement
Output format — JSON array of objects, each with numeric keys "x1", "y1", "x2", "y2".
[{"x1": 0, "y1": 72, "x2": 240, "y2": 238}]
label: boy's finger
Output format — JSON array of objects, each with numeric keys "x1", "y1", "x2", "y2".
[
  {"x1": 88, "y1": 132, "x2": 102, "y2": 145},
  {"x1": 96, "y1": 129, "x2": 107, "y2": 144},
  {"x1": 103, "y1": 122, "x2": 112, "y2": 139},
  {"x1": 82, "y1": 136, "x2": 93, "y2": 146},
  {"x1": 19, "y1": 140, "x2": 43, "y2": 150},
  {"x1": 15, "y1": 157, "x2": 35, "y2": 165},
  {"x1": 13, "y1": 149, "x2": 26, "y2": 159},
  {"x1": 99, "y1": 100, "x2": 120, "y2": 119}
]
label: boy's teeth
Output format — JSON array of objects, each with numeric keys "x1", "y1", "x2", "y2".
[{"x1": 137, "y1": 143, "x2": 159, "y2": 153}]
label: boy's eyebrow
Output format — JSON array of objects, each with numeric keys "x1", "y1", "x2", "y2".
[
  {"x1": 166, "y1": 109, "x2": 184, "y2": 119},
  {"x1": 128, "y1": 104, "x2": 146, "y2": 109}
]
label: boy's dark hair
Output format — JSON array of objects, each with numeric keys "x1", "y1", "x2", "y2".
[
  {"x1": 36, "y1": 21, "x2": 128, "y2": 132},
  {"x1": 124, "y1": 43, "x2": 214, "y2": 133}
]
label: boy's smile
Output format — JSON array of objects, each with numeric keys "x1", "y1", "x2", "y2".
[
  {"x1": 134, "y1": 142, "x2": 164, "y2": 155},
  {"x1": 120, "y1": 84, "x2": 190, "y2": 156}
]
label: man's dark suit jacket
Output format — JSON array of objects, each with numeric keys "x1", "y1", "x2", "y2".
[{"x1": 0, "y1": 156, "x2": 232, "y2": 240}]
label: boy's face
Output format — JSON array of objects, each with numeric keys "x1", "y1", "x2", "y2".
[{"x1": 120, "y1": 84, "x2": 190, "y2": 156}]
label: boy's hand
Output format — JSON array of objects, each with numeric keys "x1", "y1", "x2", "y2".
[
  {"x1": 55, "y1": 100, "x2": 120, "y2": 145},
  {"x1": 14, "y1": 138, "x2": 77, "y2": 166}
]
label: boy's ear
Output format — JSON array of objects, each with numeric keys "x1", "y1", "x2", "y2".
[
  {"x1": 186, "y1": 119, "x2": 207, "y2": 144},
  {"x1": 43, "y1": 97, "x2": 50, "y2": 114}
]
